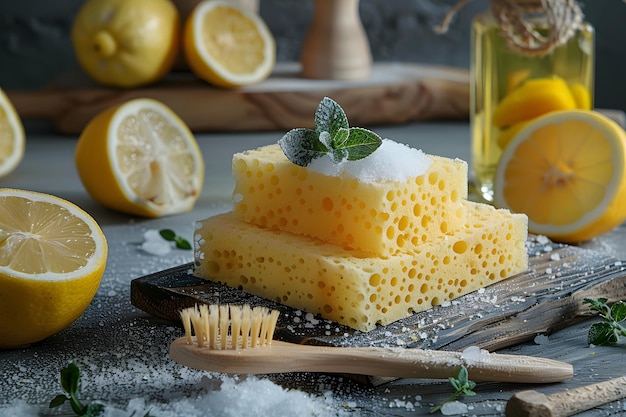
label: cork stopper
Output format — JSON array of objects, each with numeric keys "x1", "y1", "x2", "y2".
[
  {"x1": 435, "y1": 0, "x2": 584, "y2": 56},
  {"x1": 491, "y1": 0, "x2": 583, "y2": 56}
]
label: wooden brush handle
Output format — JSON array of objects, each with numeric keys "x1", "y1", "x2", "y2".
[
  {"x1": 506, "y1": 376, "x2": 626, "y2": 417},
  {"x1": 170, "y1": 338, "x2": 572, "y2": 383}
]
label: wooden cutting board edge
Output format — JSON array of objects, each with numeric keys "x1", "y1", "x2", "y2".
[{"x1": 6, "y1": 62, "x2": 470, "y2": 134}]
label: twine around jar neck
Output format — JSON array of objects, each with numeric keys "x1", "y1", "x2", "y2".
[{"x1": 436, "y1": 0, "x2": 584, "y2": 56}]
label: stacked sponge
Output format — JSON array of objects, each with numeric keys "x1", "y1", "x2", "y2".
[{"x1": 193, "y1": 144, "x2": 528, "y2": 332}]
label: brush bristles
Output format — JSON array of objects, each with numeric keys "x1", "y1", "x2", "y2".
[{"x1": 179, "y1": 304, "x2": 280, "y2": 349}]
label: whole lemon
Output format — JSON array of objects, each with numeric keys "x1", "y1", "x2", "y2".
[{"x1": 71, "y1": 0, "x2": 180, "y2": 88}]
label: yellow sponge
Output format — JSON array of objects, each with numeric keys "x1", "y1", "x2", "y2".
[
  {"x1": 194, "y1": 201, "x2": 528, "y2": 332},
  {"x1": 232, "y1": 144, "x2": 468, "y2": 257}
]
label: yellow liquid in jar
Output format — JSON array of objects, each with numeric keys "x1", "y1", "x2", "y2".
[{"x1": 470, "y1": 12, "x2": 594, "y2": 202}]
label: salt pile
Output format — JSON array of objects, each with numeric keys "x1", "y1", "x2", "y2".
[
  {"x1": 308, "y1": 139, "x2": 433, "y2": 183},
  {"x1": 0, "y1": 375, "x2": 351, "y2": 417},
  {"x1": 140, "y1": 229, "x2": 174, "y2": 256}
]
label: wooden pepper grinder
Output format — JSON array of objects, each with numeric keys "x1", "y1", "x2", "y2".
[{"x1": 300, "y1": 0, "x2": 372, "y2": 80}]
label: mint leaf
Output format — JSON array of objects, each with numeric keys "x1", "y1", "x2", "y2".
[
  {"x1": 159, "y1": 229, "x2": 192, "y2": 251},
  {"x1": 584, "y1": 298, "x2": 626, "y2": 346},
  {"x1": 279, "y1": 97, "x2": 382, "y2": 166},
  {"x1": 430, "y1": 366, "x2": 476, "y2": 414},
  {"x1": 278, "y1": 128, "x2": 328, "y2": 167},
  {"x1": 611, "y1": 301, "x2": 626, "y2": 322},
  {"x1": 337, "y1": 127, "x2": 382, "y2": 161},
  {"x1": 588, "y1": 321, "x2": 618, "y2": 345},
  {"x1": 315, "y1": 96, "x2": 348, "y2": 137},
  {"x1": 159, "y1": 229, "x2": 177, "y2": 241}
]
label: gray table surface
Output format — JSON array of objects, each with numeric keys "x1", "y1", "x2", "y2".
[{"x1": 1, "y1": 122, "x2": 625, "y2": 416}]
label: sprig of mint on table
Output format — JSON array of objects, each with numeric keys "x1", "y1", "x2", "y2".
[
  {"x1": 583, "y1": 297, "x2": 626, "y2": 346},
  {"x1": 159, "y1": 228, "x2": 192, "y2": 250},
  {"x1": 49, "y1": 362, "x2": 151, "y2": 417},
  {"x1": 278, "y1": 96, "x2": 382, "y2": 167},
  {"x1": 430, "y1": 365, "x2": 476, "y2": 414}
]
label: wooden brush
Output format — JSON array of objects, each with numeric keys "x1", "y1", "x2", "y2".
[{"x1": 169, "y1": 304, "x2": 573, "y2": 383}]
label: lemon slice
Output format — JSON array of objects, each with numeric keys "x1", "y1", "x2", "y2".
[
  {"x1": 0, "y1": 188, "x2": 108, "y2": 348},
  {"x1": 494, "y1": 110, "x2": 626, "y2": 243},
  {"x1": 183, "y1": 0, "x2": 276, "y2": 88},
  {"x1": 71, "y1": 0, "x2": 180, "y2": 88},
  {"x1": 75, "y1": 98, "x2": 204, "y2": 217},
  {"x1": 0, "y1": 87, "x2": 25, "y2": 178}
]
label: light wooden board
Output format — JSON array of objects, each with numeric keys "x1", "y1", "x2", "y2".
[{"x1": 7, "y1": 62, "x2": 469, "y2": 134}]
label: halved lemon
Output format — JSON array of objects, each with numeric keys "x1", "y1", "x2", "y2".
[
  {"x1": 71, "y1": 0, "x2": 180, "y2": 88},
  {"x1": 0, "y1": 189, "x2": 108, "y2": 349},
  {"x1": 183, "y1": 0, "x2": 276, "y2": 88},
  {"x1": 0, "y1": 87, "x2": 25, "y2": 178},
  {"x1": 494, "y1": 110, "x2": 626, "y2": 243},
  {"x1": 75, "y1": 98, "x2": 204, "y2": 217}
]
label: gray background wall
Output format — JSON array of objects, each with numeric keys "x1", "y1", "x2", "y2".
[{"x1": 1, "y1": 0, "x2": 625, "y2": 114}]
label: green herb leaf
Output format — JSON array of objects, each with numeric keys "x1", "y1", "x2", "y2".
[
  {"x1": 159, "y1": 229, "x2": 177, "y2": 242},
  {"x1": 49, "y1": 394, "x2": 69, "y2": 409},
  {"x1": 278, "y1": 128, "x2": 328, "y2": 167},
  {"x1": 340, "y1": 127, "x2": 383, "y2": 161},
  {"x1": 315, "y1": 96, "x2": 348, "y2": 137},
  {"x1": 50, "y1": 363, "x2": 89, "y2": 416},
  {"x1": 430, "y1": 366, "x2": 476, "y2": 414},
  {"x1": 611, "y1": 301, "x2": 626, "y2": 322},
  {"x1": 175, "y1": 237, "x2": 192, "y2": 250},
  {"x1": 279, "y1": 97, "x2": 382, "y2": 166},
  {"x1": 50, "y1": 363, "x2": 151, "y2": 417},
  {"x1": 158, "y1": 229, "x2": 192, "y2": 251},
  {"x1": 584, "y1": 298, "x2": 626, "y2": 346},
  {"x1": 588, "y1": 321, "x2": 619, "y2": 346}
]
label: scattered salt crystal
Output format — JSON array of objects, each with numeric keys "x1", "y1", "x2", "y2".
[
  {"x1": 461, "y1": 346, "x2": 489, "y2": 364},
  {"x1": 140, "y1": 229, "x2": 173, "y2": 256},
  {"x1": 440, "y1": 400, "x2": 468, "y2": 415},
  {"x1": 0, "y1": 399, "x2": 39, "y2": 417},
  {"x1": 534, "y1": 334, "x2": 550, "y2": 345},
  {"x1": 308, "y1": 139, "x2": 433, "y2": 183},
  {"x1": 550, "y1": 253, "x2": 561, "y2": 261}
]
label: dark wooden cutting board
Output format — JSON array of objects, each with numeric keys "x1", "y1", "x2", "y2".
[{"x1": 131, "y1": 236, "x2": 626, "y2": 355}]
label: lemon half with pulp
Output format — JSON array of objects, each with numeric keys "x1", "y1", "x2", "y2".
[
  {"x1": 0, "y1": 189, "x2": 108, "y2": 349},
  {"x1": 75, "y1": 98, "x2": 205, "y2": 217},
  {"x1": 0, "y1": 87, "x2": 25, "y2": 178},
  {"x1": 494, "y1": 110, "x2": 626, "y2": 243},
  {"x1": 183, "y1": 0, "x2": 276, "y2": 88}
]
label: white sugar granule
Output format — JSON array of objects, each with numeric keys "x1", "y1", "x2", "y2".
[{"x1": 308, "y1": 139, "x2": 432, "y2": 183}]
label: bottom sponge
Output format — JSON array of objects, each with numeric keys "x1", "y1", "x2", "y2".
[{"x1": 193, "y1": 201, "x2": 528, "y2": 332}]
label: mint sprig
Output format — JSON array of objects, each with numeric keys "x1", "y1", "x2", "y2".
[
  {"x1": 49, "y1": 362, "x2": 105, "y2": 417},
  {"x1": 430, "y1": 365, "x2": 476, "y2": 414},
  {"x1": 49, "y1": 362, "x2": 152, "y2": 417},
  {"x1": 278, "y1": 97, "x2": 382, "y2": 167},
  {"x1": 583, "y1": 297, "x2": 626, "y2": 346},
  {"x1": 159, "y1": 229, "x2": 192, "y2": 250}
]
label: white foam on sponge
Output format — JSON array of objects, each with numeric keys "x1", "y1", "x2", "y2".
[{"x1": 308, "y1": 139, "x2": 433, "y2": 183}]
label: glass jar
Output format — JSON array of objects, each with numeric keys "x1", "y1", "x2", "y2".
[{"x1": 470, "y1": 6, "x2": 595, "y2": 203}]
